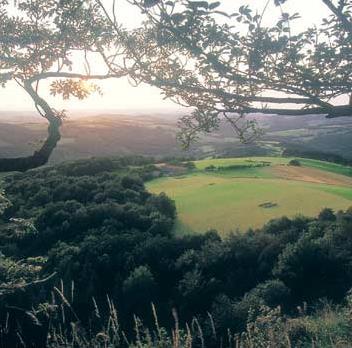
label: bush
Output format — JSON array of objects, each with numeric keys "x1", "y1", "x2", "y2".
[
  {"x1": 183, "y1": 161, "x2": 196, "y2": 170},
  {"x1": 288, "y1": 159, "x2": 301, "y2": 166},
  {"x1": 205, "y1": 165, "x2": 216, "y2": 171},
  {"x1": 318, "y1": 207, "x2": 336, "y2": 221},
  {"x1": 123, "y1": 266, "x2": 158, "y2": 315}
]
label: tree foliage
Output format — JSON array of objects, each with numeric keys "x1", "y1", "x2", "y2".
[
  {"x1": 0, "y1": 0, "x2": 126, "y2": 172},
  {"x1": 102, "y1": 0, "x2": 352, "y2": 146}
]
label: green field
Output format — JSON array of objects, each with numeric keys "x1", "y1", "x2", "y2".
[
  {"x1": 194, "y1": 156, "x2": 352, "y2": 176},
  {"x1": 147, "y1": 157, "x2": 352, "y2": 235},
  {"x1": 299, "y1": 158, "x2": 352, "y2": 177}
]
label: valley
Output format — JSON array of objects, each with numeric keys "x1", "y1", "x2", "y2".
[{"x1": 1, "y1": 111, "x2": 352, "y2": 164}]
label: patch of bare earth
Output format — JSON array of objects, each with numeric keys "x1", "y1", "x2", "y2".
[{"x1": 272, "y1": 165, "x2": 352, "y2": 186}]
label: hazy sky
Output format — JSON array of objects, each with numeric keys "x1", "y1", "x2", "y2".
[{"x1": 0, "y1": 0, "x2": 330, "y2": 112}]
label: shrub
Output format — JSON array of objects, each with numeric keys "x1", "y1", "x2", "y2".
[
  {"x1": 205, "y1": 165, "x2": 216, "y2": 171},
  {"x1": 288, "y1": 159, "x2": 301, "y2": 166},
  {"x1": 318, "y1": 208, "x2": 336, "y2": 222}
]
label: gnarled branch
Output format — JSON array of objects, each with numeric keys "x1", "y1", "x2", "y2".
[{"x1": 0, "y1": 81, "x2": 62, "y2": 173}]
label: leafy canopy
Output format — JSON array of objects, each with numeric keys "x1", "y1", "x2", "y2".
[
  {"x1": 104, "y1": 0, "x2": 352, "y2": 146},
  {"x1": 0, "y1": 0, "x2": 125, "y2": 171}
]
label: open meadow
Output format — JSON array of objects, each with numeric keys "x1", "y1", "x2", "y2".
[{"x1": 147, "y1": 157, "x2": 352, "y2": 235}]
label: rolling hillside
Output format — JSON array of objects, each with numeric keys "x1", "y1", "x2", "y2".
[
  {"x1": 1, "y1": 111, "x2": 352, "y2": 164},
  {"x1": 147, "y1": 157, "x2": 352, "y2": 235}
]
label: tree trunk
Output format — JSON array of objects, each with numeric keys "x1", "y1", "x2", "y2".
[
  {"x1": 0, "y1": 81, "x2": 62, "y2": 173},
  {"x1": 0, "y1": 119, "x2": 61, "y2": 172}
]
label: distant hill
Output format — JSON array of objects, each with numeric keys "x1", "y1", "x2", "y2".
[{"x1": 0, "y1": 111, "x2": 352, "y2": 163}]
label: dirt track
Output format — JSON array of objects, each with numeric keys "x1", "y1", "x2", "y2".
[{"x1": 272, "y1": 165, "x2": 352, "y2": 187}]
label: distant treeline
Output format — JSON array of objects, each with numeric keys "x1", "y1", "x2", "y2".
[
  {"x1": 283, "y1": 147, "x2": 352, "y2": 166},
  {"x1": 205, "y1": 162, "x2": 270, "y2": 171}
]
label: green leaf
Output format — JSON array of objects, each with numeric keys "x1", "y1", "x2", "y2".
[
  {"x1": 209, "y1": 1, "x2": 220, "y2": 10},
  {"x1": 143, "y1": 0, "x2": 160, "y2": 8},
  {"x1": 188, "y1": 1, "x2": 209, "y2": 9},
  {"x1": 274, "y1": 0, "x2": 287, "y2": 5},
  {"x1": 171, "y1": 13, "x2": 185, "y2": 23}
]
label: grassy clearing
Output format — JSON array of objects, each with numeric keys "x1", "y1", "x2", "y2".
[
  {"x1": 319, "y1": 185, "x2": 352, "y2": 201},
  {"x1": 148, "y1": 157, "x2": 352, "y2": 235},
  {"x1": 299, "y1": 158, "x2": 352, "y2": 177},
  {"x1": 148, "y1": 176, "x2": 352, "y2": 235},
  {"x1": 195, "y1": 156, "x2": 352, "y2": 177}
]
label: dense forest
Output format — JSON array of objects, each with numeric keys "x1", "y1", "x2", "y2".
[{"x1": 1, "y1": 157, "x2": 352, "y2": 347}]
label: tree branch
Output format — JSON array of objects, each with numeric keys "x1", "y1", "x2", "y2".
[
  {"x1": 0, "y1": 81, "x2": 62, "y2": 173},
  {"x1": 28, "y1": 71, "x2": 127, "y2": 83},
  {"x1": 322, "y1": 0, "x2": 352, "y2": 35},
  {"x1": 0, "y1": 69, "x2": 129, "y2": 173},
  {"x1": 0, "y1": 273, "x2": 57, "y2": 297},
  {"x1": 153, "y1": 79, "x2": 328, "y2": 106},
  {"x1": 222, "y1": 104, "x2": 352, "y2": 117}
]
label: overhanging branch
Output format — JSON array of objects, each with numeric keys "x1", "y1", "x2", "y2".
[
  {"x1": 28, "y1": 71, "x2": 127, "y2": 83},
  {"x1": 322, "y1": 0, "x2": 352, "y2": 35},
  {"x1": 154, "y1": 79, "x2": 328, "y2": 106},
  {"x1": 0, "y1": 81, "x2": 62, "y2": 172},
  {"x1": 222, "y1": 104, "x2": 352, "y2": 117}
]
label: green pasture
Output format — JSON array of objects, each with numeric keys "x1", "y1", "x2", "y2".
[
  {"x1": 194, "y1": 156, "x2": 352, "y2": 178},
  {"x1": 147, "y1": 157, "x2": 352, "y2": 235},
  {"x1": 299, "y1": 158, "x2": 352, "y2": 177}
]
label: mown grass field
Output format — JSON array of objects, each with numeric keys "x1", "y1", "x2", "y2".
[{"x1": 147, "y1": 157, "x2": 352, "y2": 235}]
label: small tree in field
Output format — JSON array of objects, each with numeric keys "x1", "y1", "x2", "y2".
[
  {"x1": 100, "y1": 0, "x2": 352, "y2": 146},
  {"x1": 288, "y1": 159, "x2": 301, "y2": 166},
  {"x1": 0, "y1": 0, "x2": 126, "y2": 172}
]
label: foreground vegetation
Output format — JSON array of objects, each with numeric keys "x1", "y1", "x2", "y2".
[
  {"x1": 148, "y1": 157, "x2": 352, "y2": 233},
  {"x1": 7, "y1": 284, "x2": 351, "y2": 348},
  {"x1": 1, "y1": 157, "x2": 352, "y2": 347},
  {"x1": 43, "y1": 295, "x2": 352, "y2": 347}
]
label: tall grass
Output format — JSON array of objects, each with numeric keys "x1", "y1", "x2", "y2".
[{"x1": 16, "y1": 284, "x2": 352, "y2": 348}]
